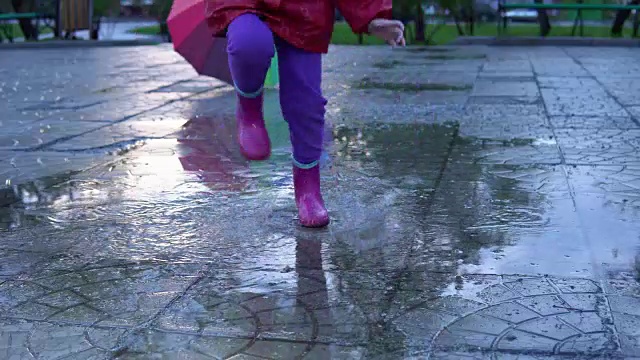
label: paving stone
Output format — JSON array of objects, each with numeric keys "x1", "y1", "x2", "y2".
[
  {"x1": 556, "y1": 129, "x2": 640, "y2": 166},
  {"x1": 550, "y1": 115, "x2": 639, "y2": 130},
  {"x1": 0, "y1": 44, "x2": 639, "y2": 359},
  {"x1": 557, "y1": 333, "x2": 617, "y2": 355},
  {"x1": 496, "y1": 329, "x2": 558, "y2": 352}
]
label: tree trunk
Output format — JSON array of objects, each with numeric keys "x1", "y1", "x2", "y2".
[
  {"x1": 11, "y1": 0, "x2": 38, "y2": 40},
  {"x1": 90, "y1": 21, "x2": 100, "y2": 40},
  {"x1": 612, "y1": 0, "x2": 639, "y2": 36},
  {"x1": 415, "y1": 3, "x2": 426, "y2": 42},
  {"x1": 466, "y1": 3, "x2": 475, "y2": 36},
  {"x1": 535, "y1": 0, "x2": 552, "y2": 36},
  {"x1": 453, "y1": 14, "x2": 465, "y2": 35}
]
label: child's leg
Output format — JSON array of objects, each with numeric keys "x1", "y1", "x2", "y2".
[
  {"x1": 276, "y1": 38, "x2": 329, "y2": 228},
  {"x1": 275, "y1": 39, "x2": 327, "y2": 166},
  {"x1": 226, "y1": 14, "x2": 274, "y2": 160}
]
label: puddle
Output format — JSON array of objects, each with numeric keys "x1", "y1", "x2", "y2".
[
  {"x1": 0, "y1": 120, "x2": 578, "y2": 270},
  {"x1": 0, "y1": 117, "x2": 638, "y2": 358},
  {"x1": 354, "y1": 77, "x2": 472, "y2": 92}
]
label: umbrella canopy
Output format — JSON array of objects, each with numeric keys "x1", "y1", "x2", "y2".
[{"x1": 167, "y1": 0, "x2": 233, "y2": 84}]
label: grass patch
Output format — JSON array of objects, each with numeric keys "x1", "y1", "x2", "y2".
[
  {"x1": 128, "y1": 22, "x2": 637, "y2": 46},
  {"x1": 355, "y1": 77, "x2": 472, "y2": 92},
  {"x1": 128, "y1": 24, "x2": 160, "y2": 36},
  {"x1": 0, "y1": 24, "x2": 52, "y2": 40},
  {"x1": 422, "y1": 22, "x2": 636, "y2": 44}
]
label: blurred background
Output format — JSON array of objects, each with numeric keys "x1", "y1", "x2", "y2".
[{"x1": 0, "y1": 0, "x2": 637, "y2": 45}]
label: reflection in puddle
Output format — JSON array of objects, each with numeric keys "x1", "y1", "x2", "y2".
[{"x1": 0, "y1": 118, "x2": 639, "y2": 357}]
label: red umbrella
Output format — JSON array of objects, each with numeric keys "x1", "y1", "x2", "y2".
[{"x1": 167, "y1": 0, "x2": 232, "y2": 84}]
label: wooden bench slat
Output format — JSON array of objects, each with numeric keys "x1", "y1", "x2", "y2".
[
  {"x1": 0, "y1": 13, "x2": 40, "y2": 21},
  {"x1": 501, "y1": 3, "x2": 640, "y2": 10}
]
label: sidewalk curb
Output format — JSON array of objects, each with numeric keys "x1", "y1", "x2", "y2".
[
  {"x1": 0, "y1": 38, "x2": 164, "y2": 50},
  {"x1": 451, "y1": 36, "x2": 640, "y2": 47}
]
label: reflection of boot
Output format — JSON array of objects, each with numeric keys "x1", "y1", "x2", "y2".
[
  {"x1": 294, "y1": 164, "x2": 329, "y2": 228},
  {"x1": 236, "y1": 94, "x2": 271, "y2": 161}
]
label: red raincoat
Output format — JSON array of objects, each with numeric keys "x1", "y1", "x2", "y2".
[{"x1": 205, "y1": 0, "x2": 393, "y2": 54}]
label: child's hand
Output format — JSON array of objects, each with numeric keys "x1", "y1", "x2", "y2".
[{"x1": 368, "y1": 19, "x2": 406, "y2": 46}]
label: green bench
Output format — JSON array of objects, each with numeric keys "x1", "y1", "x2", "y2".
[
  {"x1": 497, "y1": 2, "x2": 640, "y2": 37},
  {"x1": 0, "y1": 12, "x2": 49, "y2": 42}
]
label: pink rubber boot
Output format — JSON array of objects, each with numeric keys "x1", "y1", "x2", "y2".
[
  {"x1": 236, "y1": 94, "x2": 271, "y2": 161},
  {"x1": 293, "y1": 164, "x2": 330, "y2": 228}
]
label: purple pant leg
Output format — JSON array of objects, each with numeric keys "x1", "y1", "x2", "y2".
[
  {"x1": 226, "y1": 14, "x2": 274, "y2": 94},
  {"x1": 275, "y1": 38, "x2": 327, "y2": 165}
]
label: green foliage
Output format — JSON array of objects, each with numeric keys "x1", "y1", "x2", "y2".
[
  {"x1": 93, "y1": 0, "x2": 119, "y2": 17},
  {"x1": 150, "y1": 0, "x2": 173, "y2": 21}
]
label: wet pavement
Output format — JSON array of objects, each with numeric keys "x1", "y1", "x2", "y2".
[{"x1": 1, "y1": 44, "x2": 640, "y2": 359}]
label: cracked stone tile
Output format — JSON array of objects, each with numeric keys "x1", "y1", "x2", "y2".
[
  {"x1": 56, "y1": 92, "x2": 186, "y2": 127},
  {"x1": 481, "y1": 59, "x2": 532, "y2": 73},
  {"x1": 0, "y1": 319, "x2": 115, "y2": 360},
  {"x1": 628, "y1": 106, "x2": 640, "y2": 119},
  {"x1": 550, "y1": 116, "x2": 639, "y2": 130},
  {"x1": 572, "y1": 192, "x2": 640, "y2": 270},
  {"x1": 531, "y1": 60, "x2": 590, "y2": 77},
  {"x1": 428, "y1": 351, "x2": 488, "y2": 359},
  {"x1": 47, "y1": 118, "x2": 187, "y2": 151},
  {"x1": 428, "y1": 273, "x2": 632, "y2": 356},
  {"x1": 150, "y1": 79, "x2": 225, "y2": 93},
  {"x1": 538, "y1": 77, "x2": 602, "y2": 91},
  {"x1": 451, "y1": 137, "x2": 562, "y2": 165},
  {"x1": 442, "y1": 164, "x2": 570, "y2": 194},
  {"x1": 154, "y1": 268, "x2": 438, "y2": 346},
  {"x1": 516, "y1": 316, "x2": 580, "y2": 341},
  {"x1": 2, "y1": 45, "x2": 640, "y2": 359},
  {"x1": 613, "y1": 312, "x2": 640, "y2": 337},
  {"x1": 476, "y1": 302, "x2": 539, "y2": 323},
  {"x1": 566, "y1": 165, "x2": 640, "y2": 206},
  {"x1": 434, "y1": 328, "x2": 496, "y2": 351},
  {"x1": 556, "y1": 311, "x2": 608, "y2": 333},
  {"x1": 608, "y1": 295, "x2": 640, "y2": 317},
  {"x1": 458, "y1": 118, "x2": 552, "y2": 141},
  {"x1": 619, "y1": 333, "x2": 640, "y2": 357},
  {"x1": 541, "y1": 90, "x2": 627, "y2": 117},
  {"x1": 393, "y1": 309, "x2": 457, "y2": 347},
  {"x1": 551, "y1": 278, "x2": 601, "y2": 293},
  {"x1": 120, "y1": 329, "x2": 365, "y2": 359},
  {"x1": 0, "y1": 259, "x2": 197, "y2": 326},
  {"x1": 0, "y1": 249, "x2": 46, "y2": 277},
  {"x1": 0, "y1": 119, "x2": 106, "y2": 150},
  {"x1": 599, "y1": 78, "x2": 640, "y2": 106},
  {"x1": 447, "y1": 313, "x2": 511, "y2": 335},
  {"x1": 555, "y1": 129, "x2": 640, "y2": 166},
  {"x1": 558, "y1": 333, "x2": 618, "y2": 355},
  {"x1": 497, "y1": 329, "x2": 560, "y2": 352},
  {"x1": 515, "y1": 295, "x2": 572, "y2": 316},
  {"x1": 557, "y1": 293, "x2": 603, "y2": 312},
  {"x1": 472, "y1": 80, "x2": 540, "y2": 98},
  {"x1": 478, "y1": 284, "x2": 520, "y2": 304}
]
